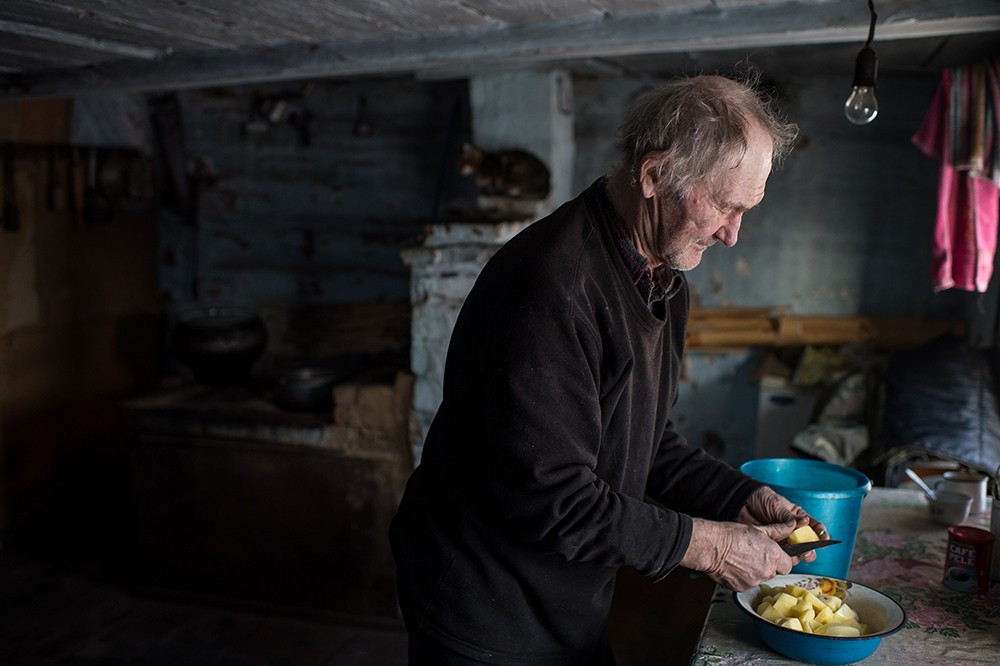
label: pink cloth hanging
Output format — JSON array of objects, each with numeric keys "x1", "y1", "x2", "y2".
[{"x1": 912, "y1": 62, "x2": 1000, "y2": 293}]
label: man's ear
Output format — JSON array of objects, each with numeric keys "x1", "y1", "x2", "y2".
[{"x1": 638, "y1": 153, "x2": 664, "y2": 199}]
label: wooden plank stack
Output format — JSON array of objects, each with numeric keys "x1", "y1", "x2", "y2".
[{"x1": 686, "y1": 307, "x2": 963, "y2": 350}]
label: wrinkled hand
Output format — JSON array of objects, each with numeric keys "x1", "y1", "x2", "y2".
[
  {"x1": 681, "y1": 518, "x2": 796, "y2": 591},
  {"x1": 737, "y1": 486, "x2": 829, "y2": 563}
]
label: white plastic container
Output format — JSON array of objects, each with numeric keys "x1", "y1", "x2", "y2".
[{"x1": 990, "y1": 500, "x2": 1000, "y2": 583}]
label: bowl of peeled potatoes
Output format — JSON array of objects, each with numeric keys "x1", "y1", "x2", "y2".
[{"x1": 734, "y1": 573, "x2": 906, "y2": 665}]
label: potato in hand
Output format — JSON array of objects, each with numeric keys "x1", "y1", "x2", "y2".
[{"x1": 786, "y1": 524, "x2": 821, "y2": 545}]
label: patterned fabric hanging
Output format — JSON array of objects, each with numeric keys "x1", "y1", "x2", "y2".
[{"x1": 912, "y1": 59, "x2": 1000, "y2": 293}]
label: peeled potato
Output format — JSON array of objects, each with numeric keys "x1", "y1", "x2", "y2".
[
  {"x1": 802, "y1": 591, "x2": 825, "y2": 612},
  {"x1": 818, "y1": 593, "x2": 843, "y2": 611},
  {"x1": 787, "y1": 524, "x2": 821, "y2": 544},
  {"x1": 754, "y1": 583, "x2": 869, "y2": 637},
  {"x1": 779, "y1": 617, "x2": 803, "y2": 631},
  {"x1": 761, "y1": 605, "x2": 784, "y2": 623},
  {"x1": 772, "y1": 592, "x2": 798, "y2": 615},
  {"x1": 815, "y1": 607, "x2": 835, "y2": 624},
  {"x1": 815, "y1": 623, "x2": 861, "y2": 637},
  {"x1": 835, "y1": 605, "x2": 859, "y2": 622}
]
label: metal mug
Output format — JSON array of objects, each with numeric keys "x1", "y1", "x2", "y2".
[
  {"x1": 991, "y1": 501, "x2": 1000, "y2": 583},
  {"x1": 934, "y1": 471, "x2": 988, "y2": 514}
]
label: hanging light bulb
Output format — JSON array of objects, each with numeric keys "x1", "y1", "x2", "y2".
[
  {"x1": 845, "y1": 46, "x2": 879, "y2": 124},
  {"x1": 845, "y1": 1, "x2": 879, "y2": 125}
]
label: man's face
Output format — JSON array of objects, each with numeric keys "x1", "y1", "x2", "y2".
[{"x1": 638, "y1": 125, "x2": 774, "y2": 271}]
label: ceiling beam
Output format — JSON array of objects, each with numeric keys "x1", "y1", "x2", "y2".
[{"x1": 2, "y1": 0, "x2": 999, "y2": 98}]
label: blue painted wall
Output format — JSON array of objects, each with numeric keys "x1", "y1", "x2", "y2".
[
  {"x1": 161, "y1": 77, "x2": 470, "y2": 310},
  {"x1": 575, "y1": 72, "x2": 966, "y2": 318},
  {"x1": 574, "y1": 71, "x2": 970, "y2": 465},
  {"x1": 162, "y1": 68, "x2": 972, "y2": 464}
]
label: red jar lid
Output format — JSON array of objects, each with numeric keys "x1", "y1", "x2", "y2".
[{"x1": 947, "y1": 525, "x2": 995, "y2": 544}]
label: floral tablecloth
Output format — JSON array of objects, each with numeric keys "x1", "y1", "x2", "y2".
[{"x1": 692, "y1": 487, "x2": 999, "y2": 665}]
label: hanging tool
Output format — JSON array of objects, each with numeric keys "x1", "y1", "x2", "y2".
[
  {"x1": 83, "y1": 146, "x2": 112, "y2": 225},
  {"x1": 2, "y1": 143, "x2": 18, "y2": 231}
]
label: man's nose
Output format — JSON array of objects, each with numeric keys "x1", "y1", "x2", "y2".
[{"x1": 716, "y1": 215, "x2": 742, "y2": 247}]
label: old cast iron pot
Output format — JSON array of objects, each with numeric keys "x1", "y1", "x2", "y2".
[{"x1": 173, "y1": 307, "x2": 267, "y2": 385}]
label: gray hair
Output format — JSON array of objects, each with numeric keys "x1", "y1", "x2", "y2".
[{"x1": 611, "y1": 72, "x2": 798, "y2": 199}]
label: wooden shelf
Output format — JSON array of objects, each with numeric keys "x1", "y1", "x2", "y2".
[{"x1": 686, "y1": 308, "x2": 963, "y2": 350}]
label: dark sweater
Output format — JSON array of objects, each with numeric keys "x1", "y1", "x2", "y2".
[{"x1": 389, "y1": 180, "x2": 761, "y2": 664}]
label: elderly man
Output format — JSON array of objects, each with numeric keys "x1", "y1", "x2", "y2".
[{"x1": 390, "y1": 73, "x2": 825, "y2": 665}]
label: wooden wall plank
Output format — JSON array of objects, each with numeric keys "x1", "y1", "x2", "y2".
[
  {"x1": 0, "y1": 148, "x2": 160, "y2": 439},
  {"x1": 161, "y1": 76, "x2": 469, "y2": 310}
]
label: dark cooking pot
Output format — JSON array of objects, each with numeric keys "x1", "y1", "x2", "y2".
[
  {"x1": 173, "y1": 307, "x2": 267, "y2": 385},
  {"x1": 273, "y1": 366, "x2": 342, "y2": 412}
]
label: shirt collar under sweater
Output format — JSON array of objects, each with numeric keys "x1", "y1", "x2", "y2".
[{"x1": 597, "y1": 179, "x2": 683, "y2": 310}]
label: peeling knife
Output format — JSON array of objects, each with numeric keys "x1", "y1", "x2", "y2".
[{"x1": 780, "y1": 539, "x2": 841, "y2": 557}]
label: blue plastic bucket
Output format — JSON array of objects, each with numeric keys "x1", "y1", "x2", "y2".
[{"x1": 740, "y1": 458, "x2": 872, "y2": 579}]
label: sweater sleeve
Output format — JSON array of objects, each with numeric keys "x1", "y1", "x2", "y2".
[
  {"x1": 479, "y1": 307, "x2": 686, "y2": 578},
  {"x1": 645, "y1": 421, "x2": 763, "y2": 522}
]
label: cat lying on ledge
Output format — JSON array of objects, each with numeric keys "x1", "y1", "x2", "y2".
[{"x1": 459, "y1": 143, "x2": 551, "y2": 201}]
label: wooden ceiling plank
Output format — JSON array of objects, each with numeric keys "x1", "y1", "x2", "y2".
[
  {"x1": 459, "y1": 0, "x2": 606, "y2": 23},
  {"x1": 595, "y1": 0, "x2": 711, "y2": 15},
  {"x1": 0, "y1": 31, "x2": 140, "y2": 67},
  {"x1": 70, "y1": 0, "x2": 487, "y2": 42},
  {"x1": 0, "y1": 44, "x2": 95, "y2": 70},
  {"x1": 8, "y1": 0, "x2": 185, "y2": 49},
  {"x1": 2, "y1": 0, "x2": 998, "y2": 97},
  {"x1": 17, "y1": 0, "x2": 312, "y2": 48},
  {"x1": 197, "y1": 0, "x2": 396, "y2": 37},
  {"x1": 5, "y1": 1, "x2": 246, "y2": 50},
  {"x1": 0, "y1": 18, "x2": 161, "y2": 59},
  {"x1": 146, "y1": 0, "x2": 399, "y2": 42},
  {"x1": 0, "y1": 0, "x2": 467, "y2": 68},
  {"x1": 321, "y1": 0, "x2": 494, "y2": 33}
]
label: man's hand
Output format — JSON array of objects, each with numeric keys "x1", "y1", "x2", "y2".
[
  {"x1": 737, "y1": 486, "x2": 829, "y2": 563},
  {"x1": 680, "y1": 518, "x2": 796, "y2": 591}
]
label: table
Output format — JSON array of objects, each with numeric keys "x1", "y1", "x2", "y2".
[{"x1": 692, "y1": 487, "x2": 999, "y2": 665}]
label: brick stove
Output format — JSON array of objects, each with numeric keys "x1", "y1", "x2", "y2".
[{"x1": 401, "y1": 218, "x2": 533, "y2": 464}]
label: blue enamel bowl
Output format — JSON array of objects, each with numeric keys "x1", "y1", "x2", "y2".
[{"x1": 734, "y1": 574, "x2": 906, "y2": 665}]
